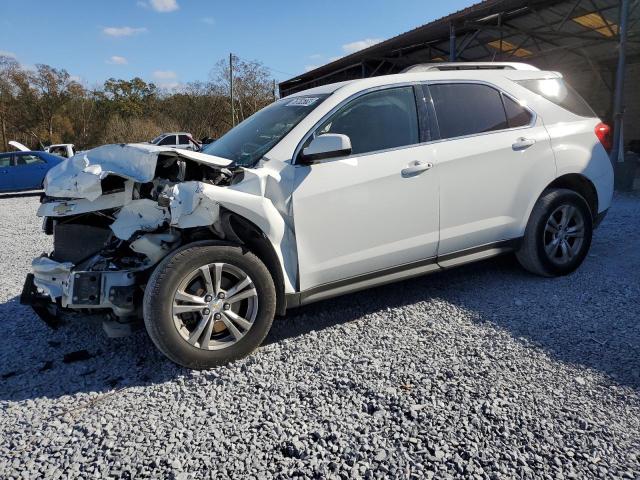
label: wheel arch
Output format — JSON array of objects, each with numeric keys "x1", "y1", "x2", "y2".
[
  {"x1": 180, "y1": 210, "x2": 288, "y2": 316},
  {"x1": 222, "y1": 212, "x2": 287, "y2": 316},
  {"x1": 545, "y1": 173, "x2": 598, "y2": 219}
]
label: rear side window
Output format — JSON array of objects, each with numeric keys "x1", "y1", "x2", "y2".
[
  {"x1": 516, "y1": 78, "x2": 595, "y2": 118},
  {"x1": 317, "y1": 86, "x2": 419, "y2": 155},
  {"x1": 0, "y1": 155, "x2": 11, "y2": 167},
  {"x1": 429, "y1": 83, "x2": 508, "y2": 139},
  {"x1": 503, "y1": 95, "x2": 533, "y2": 128}
]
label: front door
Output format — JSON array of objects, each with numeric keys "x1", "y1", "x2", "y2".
[{"x1": 292, "y1": 86, "x2": 440, "y2": 291}]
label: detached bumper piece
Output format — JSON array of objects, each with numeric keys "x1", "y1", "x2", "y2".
[{"x1": 20, "y1": 273, "x2": 61, "y2": 329}]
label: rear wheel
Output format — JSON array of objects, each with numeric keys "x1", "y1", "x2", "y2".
[
  {"x1": 516, "y1": 188, "x2": 593, "y2": 277},
  {"x1": 143, "y1": 242, "x2": 276, "y2": 369}
]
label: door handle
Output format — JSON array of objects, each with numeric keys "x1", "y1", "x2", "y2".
[
  {"x1": 401, "y1": 160, "x2": 433, "y2": 177},
  {"x1": 512, "y1": 137, "x2": 536, "y2": 151}
]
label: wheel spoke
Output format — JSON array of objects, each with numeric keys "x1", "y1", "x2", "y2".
[
  {"x1": 187, "y1": 315, "x2": 211, "y2": 345},
  {"x1": 173, "y1": 303, "x2": 207, "y2": 315},
  {"x1": 545, "y1": 223, "x2": 559, "y2": 234},
  {"x1": 213, "y1": 263, "x2": 223, "y2": 295},
  {"x1": 545, "y1": 238, "x2": 560, "y2": 256},
  {"x1": 200, "y1": 315, "x2": 215, "y2": 349},
  {"x1": 200, "y1": 266, "x2": 214, "y2": 295},
  {"x1": 560, "y1": 240, "x2": 571, "y2": 261},
  {"x1": 227, "y1": 288, "x2": 257, "y2": 304},
  {"x1": 224, "y1": 310, "x2": 253, "y2": 330},
  {"x1": 222, "y1": 314, "x2": 243, "y2": 340},
  {"x1": 558, "y1": 205, "x2": 571, "y2": 227},
  {"x1": 174, "y1": 290, "x2": 206, "y2": 305},
  {"x1": 225, "y1": 276, "x2": 252, "y2": 298}
]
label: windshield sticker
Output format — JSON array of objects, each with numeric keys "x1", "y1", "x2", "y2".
[{"x1": 287, "y1": 97, "x2": 319, "y2": 107}]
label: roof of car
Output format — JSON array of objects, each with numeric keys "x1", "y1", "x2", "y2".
[{"x1": 288, "y1": 63, "x2": 560, "y2": 98}]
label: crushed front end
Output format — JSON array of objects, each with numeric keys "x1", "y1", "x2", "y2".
[{"x1": 20, "y1": 143, "x2": 245, "y2": 334}]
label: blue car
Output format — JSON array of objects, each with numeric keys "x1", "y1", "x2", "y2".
[{"x1": 0, "y1": 151, "x2": 64, "y2": 193}]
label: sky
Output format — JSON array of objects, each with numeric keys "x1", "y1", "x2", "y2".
[{"x1": 0, "y1": 0, "x2": 478, "y2": 89}]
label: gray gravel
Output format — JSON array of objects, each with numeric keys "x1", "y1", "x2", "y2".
[{"x1": 1, "y1": 191, "x2": 639, "y2": 479}]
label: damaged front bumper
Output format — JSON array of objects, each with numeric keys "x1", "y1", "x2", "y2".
[{"x1": 21, "y1": 256, "x2": 142, "y2": 322}]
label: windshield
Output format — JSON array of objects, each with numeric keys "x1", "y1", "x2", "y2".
[{"x1": 202, "y1": 94, "x2": 329, "y2": 167}]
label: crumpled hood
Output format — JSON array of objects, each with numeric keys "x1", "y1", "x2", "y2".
[{"x1": 44, "y1": 143, "x2": 234, "y2": 201}]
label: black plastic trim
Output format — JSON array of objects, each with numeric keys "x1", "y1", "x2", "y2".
[{"x1": 286, "y1": 238, "x2": 523, "y2": 309}]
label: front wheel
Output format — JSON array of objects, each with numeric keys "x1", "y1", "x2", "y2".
[
  {"x1": 143, "y1": 242, "x2": 276, "y2": 369},
  {"x1": 516, "y1": 188, "x2": 593, "y2": 277}
]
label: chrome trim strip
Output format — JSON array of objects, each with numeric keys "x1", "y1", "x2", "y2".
[{"x1": 291, "y1": 79, "x2": 538, "y2": 166}]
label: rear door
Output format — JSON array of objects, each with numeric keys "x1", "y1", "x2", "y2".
[
  {"x1": 426, "y1": 82, "x2": 556, "y2": 257},
  {"x1": 292, "y1": 85, "x2": 440, "y2": 291}
]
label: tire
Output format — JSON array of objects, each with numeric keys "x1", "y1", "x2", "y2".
[
  {"x1": 143, "y1": 241, "x2": 276, "y2": 369},
  {"x1": 516, "y1": 188, "x2": 593, "y2": 277}
]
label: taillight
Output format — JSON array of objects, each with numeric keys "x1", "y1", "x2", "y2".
[{"x1": 594, "y1": 122, "x2": 612, "y2": 152}]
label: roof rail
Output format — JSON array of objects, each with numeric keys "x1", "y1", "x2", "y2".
[{"x1": 402, "y1": 62, "x2": 540, "y2": 73}]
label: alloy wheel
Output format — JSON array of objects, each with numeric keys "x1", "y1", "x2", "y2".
[
  {"x1": 543, "y1": 204, "x2": 585, "y2": 265},
  {"x1": 171, "y1": 262, "x2": 258, "y2": 350}
]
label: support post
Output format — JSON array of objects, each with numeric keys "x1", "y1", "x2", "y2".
[
  {"x1": 229, "y1": 53, "x2": 235, "y2": 127},
  {"x1": 449, "y1": 22, "x2": 456, "y2": 61},
  {"x1": 610, "y1": 0, "x2": 630, "y2": 164}
]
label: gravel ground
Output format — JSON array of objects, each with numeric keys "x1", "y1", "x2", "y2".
[{"x1": 0, "y1": 192, "x2": 639, "y2": 479}]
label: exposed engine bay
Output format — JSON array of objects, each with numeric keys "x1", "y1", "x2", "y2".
[{"x1": 21, "y1": 143, "x2": 296, "y2": 334}]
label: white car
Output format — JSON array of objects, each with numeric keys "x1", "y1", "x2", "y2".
[
  {"x1": 150, "y1": 132, "x2": 200, "y2": 151},
  {"x1": 22, "y1": 62, "x2": 613, "y2": 368}
]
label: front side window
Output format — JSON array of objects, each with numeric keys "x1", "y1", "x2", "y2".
[
  {"x1": 159, "y1": 135, "x2": 177, "y2": 146},
  {"x1": 178, "y1": 135, "x2": 190, "y2": 144},
  {"x1": 429, "y1": 83, "x2": 508, "y2": 139},
  {"x1": 315, "y1": 86, "x2": 419, "y2": 155},
  {"x1": 203, "y1": 94, "x2": 329, "y2": 167}
]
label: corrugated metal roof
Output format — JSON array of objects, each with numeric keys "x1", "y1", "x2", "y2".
[{"x1": 280, "y1": 0, "x2": 638, "y2": 96}]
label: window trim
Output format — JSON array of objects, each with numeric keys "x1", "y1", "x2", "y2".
[
  {"x1": 424, "y1": 80, "x2": 537, "y2": 143},
  {"x1": 293, "y1": 80, "x2": 537, "y2": 165},
  {"x1": 293, "y1": 82, "x2": 427, "y2": 165}
]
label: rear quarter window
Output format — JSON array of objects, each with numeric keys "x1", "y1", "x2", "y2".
[{"x1": 516, "y1": 78, "x2": 596, "y2": 118}]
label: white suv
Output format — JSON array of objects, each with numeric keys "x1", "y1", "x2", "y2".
[{"x1": 24, "y1": 62, "x2": 613, "y2": 368}]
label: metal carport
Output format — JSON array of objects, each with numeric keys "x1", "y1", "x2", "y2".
[{"x1": 280, "y1": 0, "x2": 639, "y2": 168}]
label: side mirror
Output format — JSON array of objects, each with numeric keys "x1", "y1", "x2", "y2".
[{"x1": 299, "y1": 134, "x2": 352, "y2": 164}]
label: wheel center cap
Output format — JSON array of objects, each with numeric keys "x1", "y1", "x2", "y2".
[{"x1": 210, "y1": 299, "x2": 224, "y2": 312}]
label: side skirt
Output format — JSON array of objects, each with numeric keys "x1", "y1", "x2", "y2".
[{"x1": 285, "y1": 238, "x2": 521, "y2": 309}]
